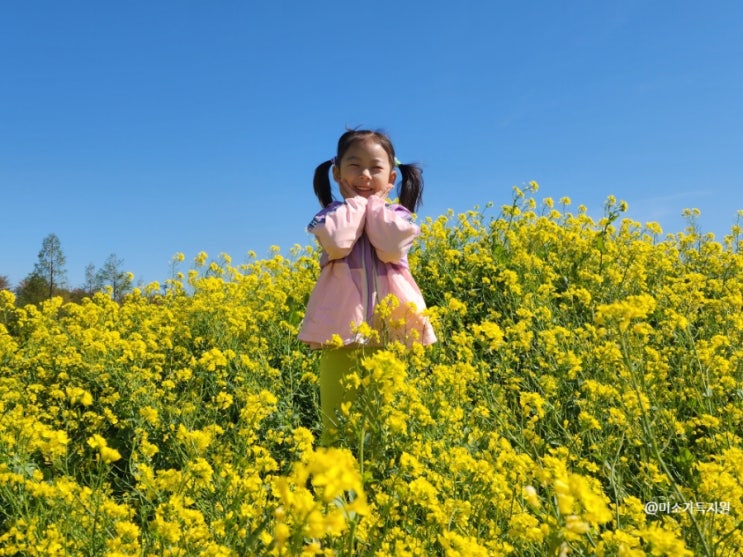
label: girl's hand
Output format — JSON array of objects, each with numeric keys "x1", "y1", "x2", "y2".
[{"x1": 373, "y1": 184, "x2": 394, "y2": 200}]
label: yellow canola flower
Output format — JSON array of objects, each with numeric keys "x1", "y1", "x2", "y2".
[
  {"x1": 523, "y1": 485, "x2": 540, "y2": 509},
  {"x1": 271, "y1": 447, "x2": 369, "y2": 551},
  {"x1": 99, "y1": 447, "x2": 122, "y2": 464},
  {"x1": 186, "y1": 457, "x2": 214, "y2": 489},
  {"x1": 637, "y1": 523, "x2": 694, "y2": 556},
  {"x1": 3, "y1": 192, "x2": 743, "y2": 556},
  {"x1": 595, "y1": 294, "x2": 657, "y2": 333},
  {"x1": 40, "y1": 428, "x2": 69, "y2": 458},
  {"x1": 564, "y1": 514, "x2": 590, "y2": 534},
  {"x1": 595, "y1": 530, "x2": 647, "y2": 557},
  {"x1": 0, "y1": 288, "x2": 16, "y2": 307},
  {"x1": 327, "y1": 333, "x2": 345, "y2": 348},
  {"x1": 300, "y1": 448, "x2": 367, "y2": 509},
  {"x1": 509, "y1": 511, "x2": 544, "y2": 543},
  {"x1": 519, "y1": 392, "x2": 546, "y2": 420},
  {"x1": 194, "y1": 251, "x2": 208, "y2": 266},
  {"x1": 87, "y1": 434, "x2": 108, "y2": 451},
  {"x1": 447, "y1": 296, "x2": 467, "y2": 315},
  {"x1": 472, "y1": 320, "x2": 504, "y2": 351},
  {"x1": 176, "y1": 424, "x2": 224, "y2": 455},
  {"x1": 87, "y1": 434, "x2": 122, "y2": 464},
  {"x1": 215, "y1": 391, "x2": 234, "y2": 409},
  {"x1": 139, "y1": 405, "x2": 160, "y2": 426},
  {"x1": 438, "y1": 530, "x2": 491, "y2": 557},
  {"x1": 198, "y1": 347, "x2": 229, "y2": 371},
  {"x1": 361, "y1": 349, "x2": 406, "y2": 385},
  {"x1": 65, "y1": 386, "x2": 93, "y2": 406}
]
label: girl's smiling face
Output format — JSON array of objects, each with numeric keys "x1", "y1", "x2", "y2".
[{"x1": 332, "y1": 139, "x2": 397, "y2": 200}]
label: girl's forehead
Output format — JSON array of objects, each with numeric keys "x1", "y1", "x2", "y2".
[{"x1": 343, "y1": 139, "x2": 390, "y2": 160}]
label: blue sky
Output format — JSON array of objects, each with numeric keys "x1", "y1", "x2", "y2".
[{"x1": 2, "y1": 1, "x2": 742, "y2": 289}]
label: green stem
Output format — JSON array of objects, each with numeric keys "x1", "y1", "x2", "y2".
[{"x1": 621, "y1": 337, "x2": 712, "y2": 557}]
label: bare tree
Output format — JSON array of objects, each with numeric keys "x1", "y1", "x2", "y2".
[
  {"x1": 96, "y1": 253, "x2": 132, "y2": 302},
  {"x1": 83, "y1": 263, "x2": 102, "y2": 296},
  {"x1": 32, "y1": 233, "x2": 68, "y2": 300}
]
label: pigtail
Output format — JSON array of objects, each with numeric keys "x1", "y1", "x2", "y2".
[
  {"x1": 313, "y1": 160, "x2": 335, "y2": 208},
  {"x1": 397, "y1": 163, "x2": 424, "y2": 213}
]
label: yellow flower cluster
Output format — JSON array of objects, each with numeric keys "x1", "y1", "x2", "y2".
[
  {"x1": 1, "y1": 186, "x2": 742, "y2": 555},
  {"x1": 272, "y1": 447, "x2": 368, "y2": 554}
]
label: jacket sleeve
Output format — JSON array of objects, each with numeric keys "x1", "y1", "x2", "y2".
[
  {"x1": 307, "y1": 197, "x2": 368, "y2": 260},
  {"x1": 364, "y1": 196, "x2": 419, "y2": 263}
]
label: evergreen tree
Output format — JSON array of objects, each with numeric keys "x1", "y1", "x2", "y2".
[
  {"x1": 0, "y1": 275, "x2": 10, "y2": 292},
  {"x1": 15, "y1": 273, "x2": 49, "y2": 307}
]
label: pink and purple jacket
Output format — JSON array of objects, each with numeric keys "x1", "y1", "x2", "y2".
[{"x1": 298, "y1": 195, "x2": 437, "y2": 349}]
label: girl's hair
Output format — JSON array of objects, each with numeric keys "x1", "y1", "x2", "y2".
[{"x1": 313, "y1": 129, "x2": 424, "y2": 213}]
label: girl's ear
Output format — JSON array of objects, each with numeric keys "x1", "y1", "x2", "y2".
[
  {"x1": 388, "y1": 169, "x2": 397, "y2": 187},
  {"x1": 332, "y1": 163, "x2": 341, "y2": 184},
  {"x1": 382, "y1": 170, "x2": 396, "y2": 197}
]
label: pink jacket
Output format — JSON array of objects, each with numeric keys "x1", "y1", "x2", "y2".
[{"x1": 298, "y1": 195, "x2": 437, "y2": 349}]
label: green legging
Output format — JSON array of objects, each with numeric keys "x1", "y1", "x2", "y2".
[{"x1": 318, "y1": 346, "x2": 379, "y2": 444}]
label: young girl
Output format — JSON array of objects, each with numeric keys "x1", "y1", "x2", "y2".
[{"x1": 298, "y1": 129, "x2": 437, "y2": 443}]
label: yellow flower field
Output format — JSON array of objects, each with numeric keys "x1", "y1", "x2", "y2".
[{"x1": 1, "y1": 182, "x2": 742, "y2": 556}]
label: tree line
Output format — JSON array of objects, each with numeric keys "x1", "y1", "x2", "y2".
[{"x1": 0, "y1": 233, "x2": 133, "y2": 306}]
